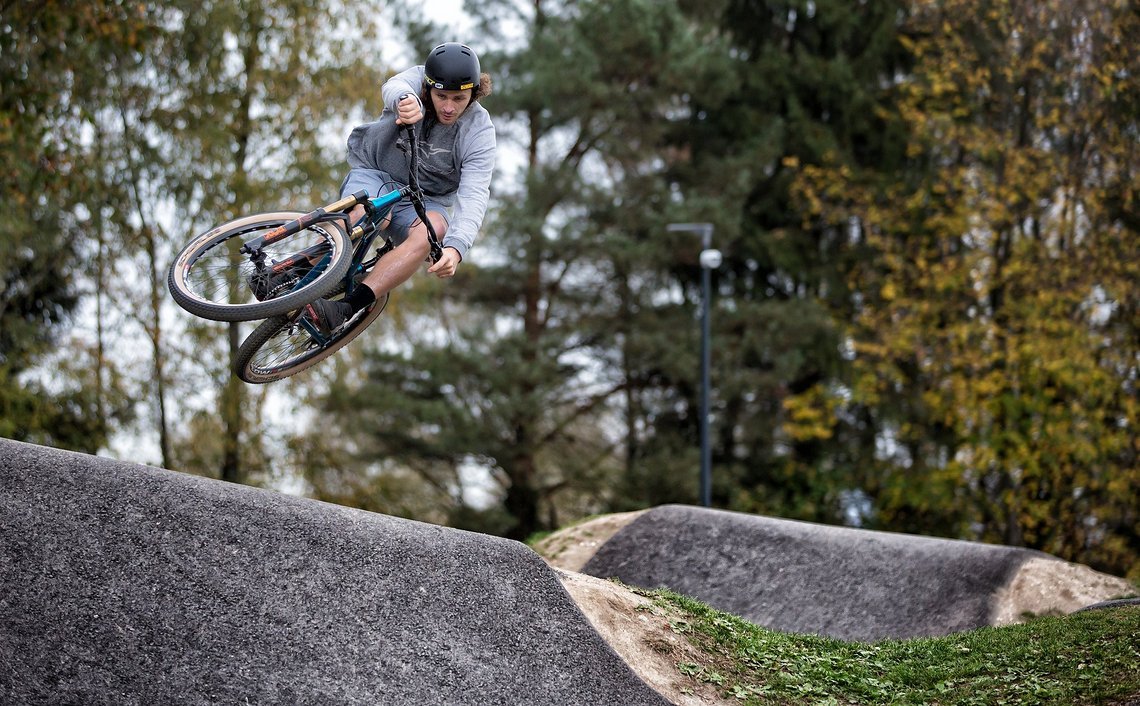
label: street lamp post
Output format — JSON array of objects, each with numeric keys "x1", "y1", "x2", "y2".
[{"x1": 667, "y1": 223, "x2": 720, "y2": 507}]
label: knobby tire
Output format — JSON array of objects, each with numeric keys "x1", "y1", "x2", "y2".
[
  {"x1": 232, "y1": 289, "x2": 389, "y2": 384},
  {"x1": 168, "y1": 211, "x2": 352, "y2": 322}
]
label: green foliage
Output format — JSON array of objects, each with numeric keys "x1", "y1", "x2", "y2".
[
  {"x1": 792, "y1": 0, "x2": 1140, "y2": 576},
  {"x1": 646, "y1": 0, "x2": 913, "y2": 523},
  {"x1": 2, "y1": 1, "x2": 391, "y2": 476},
  {"x1": 6, "y1": 0, "x2": 1135, "y2": 578},
  {"x1": 0, "y1": 1, "x2": 152, "y2": 450},
  {"x1": 316, "y1": 0, "x2": 738, "y2": 538}
]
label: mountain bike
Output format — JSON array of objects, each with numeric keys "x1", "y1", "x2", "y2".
[{"x1": 167, "y1": 123, "x2": 442, "y2": 384}]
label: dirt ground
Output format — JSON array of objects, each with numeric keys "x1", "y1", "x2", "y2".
[
  {"x1": 553, "y1": 569, "x2": 731, "y2": 706},
  {"x1": 534, "y1": 512, "x2": 1137, "y2": 706},
  {"x1": 536, "y1": 511, "x2": 735, "y2": 705}
]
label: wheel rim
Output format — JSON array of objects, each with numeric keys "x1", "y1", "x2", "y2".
[
  {"x1": 176, "y1": 217, "x2": 343, "y2": 310},
  {"x1": 244, "y1": 297, "x2": 387, "y2": 380},
  {"x1": 246, "y1": 316, "x2": 337, "y2": 377}
]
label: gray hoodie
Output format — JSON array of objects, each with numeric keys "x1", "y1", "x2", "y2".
[{"x1": 346, "y1": 66, "x2": 496, "y2": 260}]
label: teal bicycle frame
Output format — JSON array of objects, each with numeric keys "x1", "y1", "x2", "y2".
[
  {"x1": 237, "y1": 123, "x2": 443, "y2": 345},
  {"x1": 291, "y1": 186, "x2": 415, "y2": 346}
]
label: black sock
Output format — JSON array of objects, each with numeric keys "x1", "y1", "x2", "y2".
[{"x1": 345, "y1": 285, "x2": 376, "y2": 312}]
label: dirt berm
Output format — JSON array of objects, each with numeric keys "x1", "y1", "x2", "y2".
[
  {"x1": 538, "y1": 506, "x2": 1135, "y2": 641},
  {"x1": 2, "y1": 438, "x2": 1132, "y2": 705},
  {"x1": 0, "y1": 438, "x2": 667, "y2": 705}
]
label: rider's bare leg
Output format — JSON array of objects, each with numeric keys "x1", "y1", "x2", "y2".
[{"x1": 360, "y1": 211, "x2": 448, "y2": 298}]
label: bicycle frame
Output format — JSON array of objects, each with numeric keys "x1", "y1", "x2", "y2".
[
  {"x1": 235, "y1": 124, "x2": 443, "y2": 345},
  {"x1": 290, "y1": 188, "x2": 405, "y2": 345}
]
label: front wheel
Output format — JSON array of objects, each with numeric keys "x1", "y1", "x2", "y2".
[
  {"x1": 233, "y1": 293, "x2": 389, "y2": 384},
  {"x1": 168, "y1": 211, "x2": 352, "y2": 322}
]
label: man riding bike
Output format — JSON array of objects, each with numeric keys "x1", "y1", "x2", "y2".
[{"x1": 301, "y1": 42, "x2": 496, "y2": 334}]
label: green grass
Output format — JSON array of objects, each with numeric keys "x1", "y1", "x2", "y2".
[{"x1": 643, "y1": 589, "x2": 1140, "y2": 705}]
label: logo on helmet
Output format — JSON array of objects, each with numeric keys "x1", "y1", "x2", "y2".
[{"x1": 424, "y1": 76, "x2": 475, "y2": 92}]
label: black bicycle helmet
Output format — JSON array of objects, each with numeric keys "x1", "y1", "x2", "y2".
[{"x1": 424, "y1": 43, "x2": 480, "y2": 91}]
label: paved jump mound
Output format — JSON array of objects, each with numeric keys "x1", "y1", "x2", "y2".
[
  {"x1": 0, "y1": 438, "x2": 668, "y2": 705},
  {"x1": 580, "y1": 504, "x2": 1123, "y2": 642}
]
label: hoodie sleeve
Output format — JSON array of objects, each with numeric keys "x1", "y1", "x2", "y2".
[
  {"x1": 443, "y1": 108, "x2": 497, "y2": 260},
  {"x1": 381, "y1": 65, "x2": 425, "y2": 112}
]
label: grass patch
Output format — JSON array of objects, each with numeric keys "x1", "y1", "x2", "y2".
[{"x1": 645, "y1": 589, "x2": 1140, "y2": 705}]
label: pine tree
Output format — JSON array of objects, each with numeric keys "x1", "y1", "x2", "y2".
[
  {"x1": 313, "y1": 0, "x2": 735, "y2": 538},
  {"x1": 653, "y1": 0, "x2": 913, "y2": 521}
]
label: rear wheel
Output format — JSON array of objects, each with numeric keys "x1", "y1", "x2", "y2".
[
  {"x1": 168, "y1": 211, "x2": 352, "y2": 322},
  {"x1": 233, "y1": 291, "x2": 389, "y2": 384}
]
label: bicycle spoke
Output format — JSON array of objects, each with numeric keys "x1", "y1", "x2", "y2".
[
  {"x1": 235, "y1": 295, "x2": 388, "y2": 383},
  {"x1": 248, "y1": 322, "x2": 323, "y2": 375},
  {"x1": 169, "y1": 209, "x2": 351, "y2": 319}
]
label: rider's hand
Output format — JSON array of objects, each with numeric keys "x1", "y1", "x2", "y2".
[
  {"x1": 395, "y1": 94, "x2": 423, "y2": 125},
  {"x1": 428, "y1": 247, "x2": 462, "y2": 278}
]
